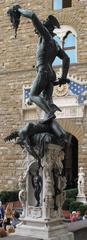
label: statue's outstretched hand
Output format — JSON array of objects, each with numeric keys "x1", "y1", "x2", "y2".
[
  {"x1": 58, "y1": 77, "x2": 70, "y2": 86},
  {"x1": 12, "y1": 5, "x2": 21, "y2": 12},
  {"x1": 53, "y1": 77, "x2": 70, "y2": 87}
]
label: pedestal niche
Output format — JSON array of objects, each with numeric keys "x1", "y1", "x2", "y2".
[{"x1": 16, "y1": 144, "x2": 74, "y2": 240}]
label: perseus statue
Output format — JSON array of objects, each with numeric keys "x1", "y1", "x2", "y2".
[{"x1": 7, "y1": 5, "x2": 70, "y2": 122}]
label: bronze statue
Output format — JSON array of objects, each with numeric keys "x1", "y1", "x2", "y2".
[
  {"x1": 4, "y1": 119, "x2": 67, "y2": 168},
  {"x1": 29, "y1": 170, "x2": 42, "y2": 207},
  {"x1": 52, "y1": 168, "x2": 61, "y2": 210},
  {"x1": 6, "y1": 5, "x2": 70, "y2": 212},
  {"x1": 7, "y1": 5, "x2": 70, "y2": 122}
]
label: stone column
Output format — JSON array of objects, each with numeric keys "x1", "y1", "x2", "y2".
[{"x1": 42, "y1": 144, "x2": 66, "y2": 220}]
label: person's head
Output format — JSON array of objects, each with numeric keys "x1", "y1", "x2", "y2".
[
  {"x1": 43, "y1": 15, "x2": 60, "y2": 36},
  {"x1": 76, "y1": 210, "x2": 81, "y2": 217},
  {"x1": 72, "y1": 211, "x2": 76, "y2": 217}
]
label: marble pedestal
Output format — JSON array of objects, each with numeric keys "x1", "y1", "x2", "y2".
[
  {"x1": 16, "y1": 218, "x2": 74, "y2": 240},
  {"x1": 17, "y1": 144, "x2": 74, "y2": 240}
]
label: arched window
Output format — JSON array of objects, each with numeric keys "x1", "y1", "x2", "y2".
[
  {"x1": 53, "y1": 26, "x2": 77, "y2": 66},
  {"x1": 63, "y1": 32, "x2": 76, "y2": 63},
  {"x1": 52, "y1": 0, "x2": 72, "y2": 10}
]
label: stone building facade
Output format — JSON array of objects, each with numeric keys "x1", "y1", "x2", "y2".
[{"x1": 0, "y1": 0, "x2": 87, "y2": 193}]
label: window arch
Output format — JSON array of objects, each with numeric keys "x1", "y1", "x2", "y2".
[
  {"x1": 63, "y1": 32, "x2": 76, "y2": 63},
  {"x1": 52, "y1": 0, "x2": 72, "y2": 10},
  {"x1": 53, "y1": 26, "x2": 77, "y2": 66}
]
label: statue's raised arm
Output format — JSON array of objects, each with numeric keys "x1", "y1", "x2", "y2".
[
  {"x1": 7, "y1": 5, "x2": 51, "y2": 40},
  {"x1": 18, "y1": 7, "x2": 50, "y2": 40}
]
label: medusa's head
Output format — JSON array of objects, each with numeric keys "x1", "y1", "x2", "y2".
[{"x1": 7, "y1": 5, "x2": 21, "y2": 38}]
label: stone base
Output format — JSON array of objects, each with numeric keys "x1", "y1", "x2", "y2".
[{"x1": 15, "y1": 218, "x2": 74, "y2": 240}]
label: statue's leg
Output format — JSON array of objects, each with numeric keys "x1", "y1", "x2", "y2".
[
  {"x1": 50, "y1": 120, "x2": 68, "y2": 145},
  {"x1": 29, "y1": 71, "x2": 56, "y2": 120},
  {"x1": 42, "y1": 81, "x2": 53, "y2": 103},
  {"x1": 54, "y1": 196, "x2": 58, "y2": 210},
  {"x1": 42, "y1": 78, "x2": 61, "y2": 113},
  {"x1": 51, "y1": 120, "x2": 66, "y2": 137},
  {"x1": 35, "y1": 191, "x2": 40, "y2": 207}
]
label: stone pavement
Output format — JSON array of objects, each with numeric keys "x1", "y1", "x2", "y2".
[{"x1": 2, "y1": 220, "x2": 87, "y2": 240}]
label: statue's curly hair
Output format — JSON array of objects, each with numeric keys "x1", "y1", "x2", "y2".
[{"x1": 43, "y1": 15, "x2": 60, "y2": 31}]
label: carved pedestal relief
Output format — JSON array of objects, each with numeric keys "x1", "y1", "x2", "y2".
[{"x1": 19, "y1": 144, "x2": 66, "y2": 220}]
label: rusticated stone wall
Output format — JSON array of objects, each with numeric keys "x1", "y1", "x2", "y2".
[{"x1": 0, "y1": 0, "x2": 87, "y2": 190}]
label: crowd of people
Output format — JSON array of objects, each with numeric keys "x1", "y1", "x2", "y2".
[
  {"x1": 69, "y1": 210, "x2": 82, "y2": 222},
  {"x1": 0, "y1": 201, "x2": 20, "y2": 233},
  {"x1": 64, "y1": 209, "x2": 87, "y2": 222},
  {"x1": 0, "y1": 199, "x2": 87, "y2": 231}
]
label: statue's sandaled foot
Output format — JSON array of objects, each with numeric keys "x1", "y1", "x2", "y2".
[
  {"x1": 35, "y1": 202, "x2": 40, "y2": 207},
  {"x1": 41, "y1": 112, "x2": 56, "y2": 123},
  {"x1": 50, "y1": 103, "x2": 62, "y2": 113}
]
